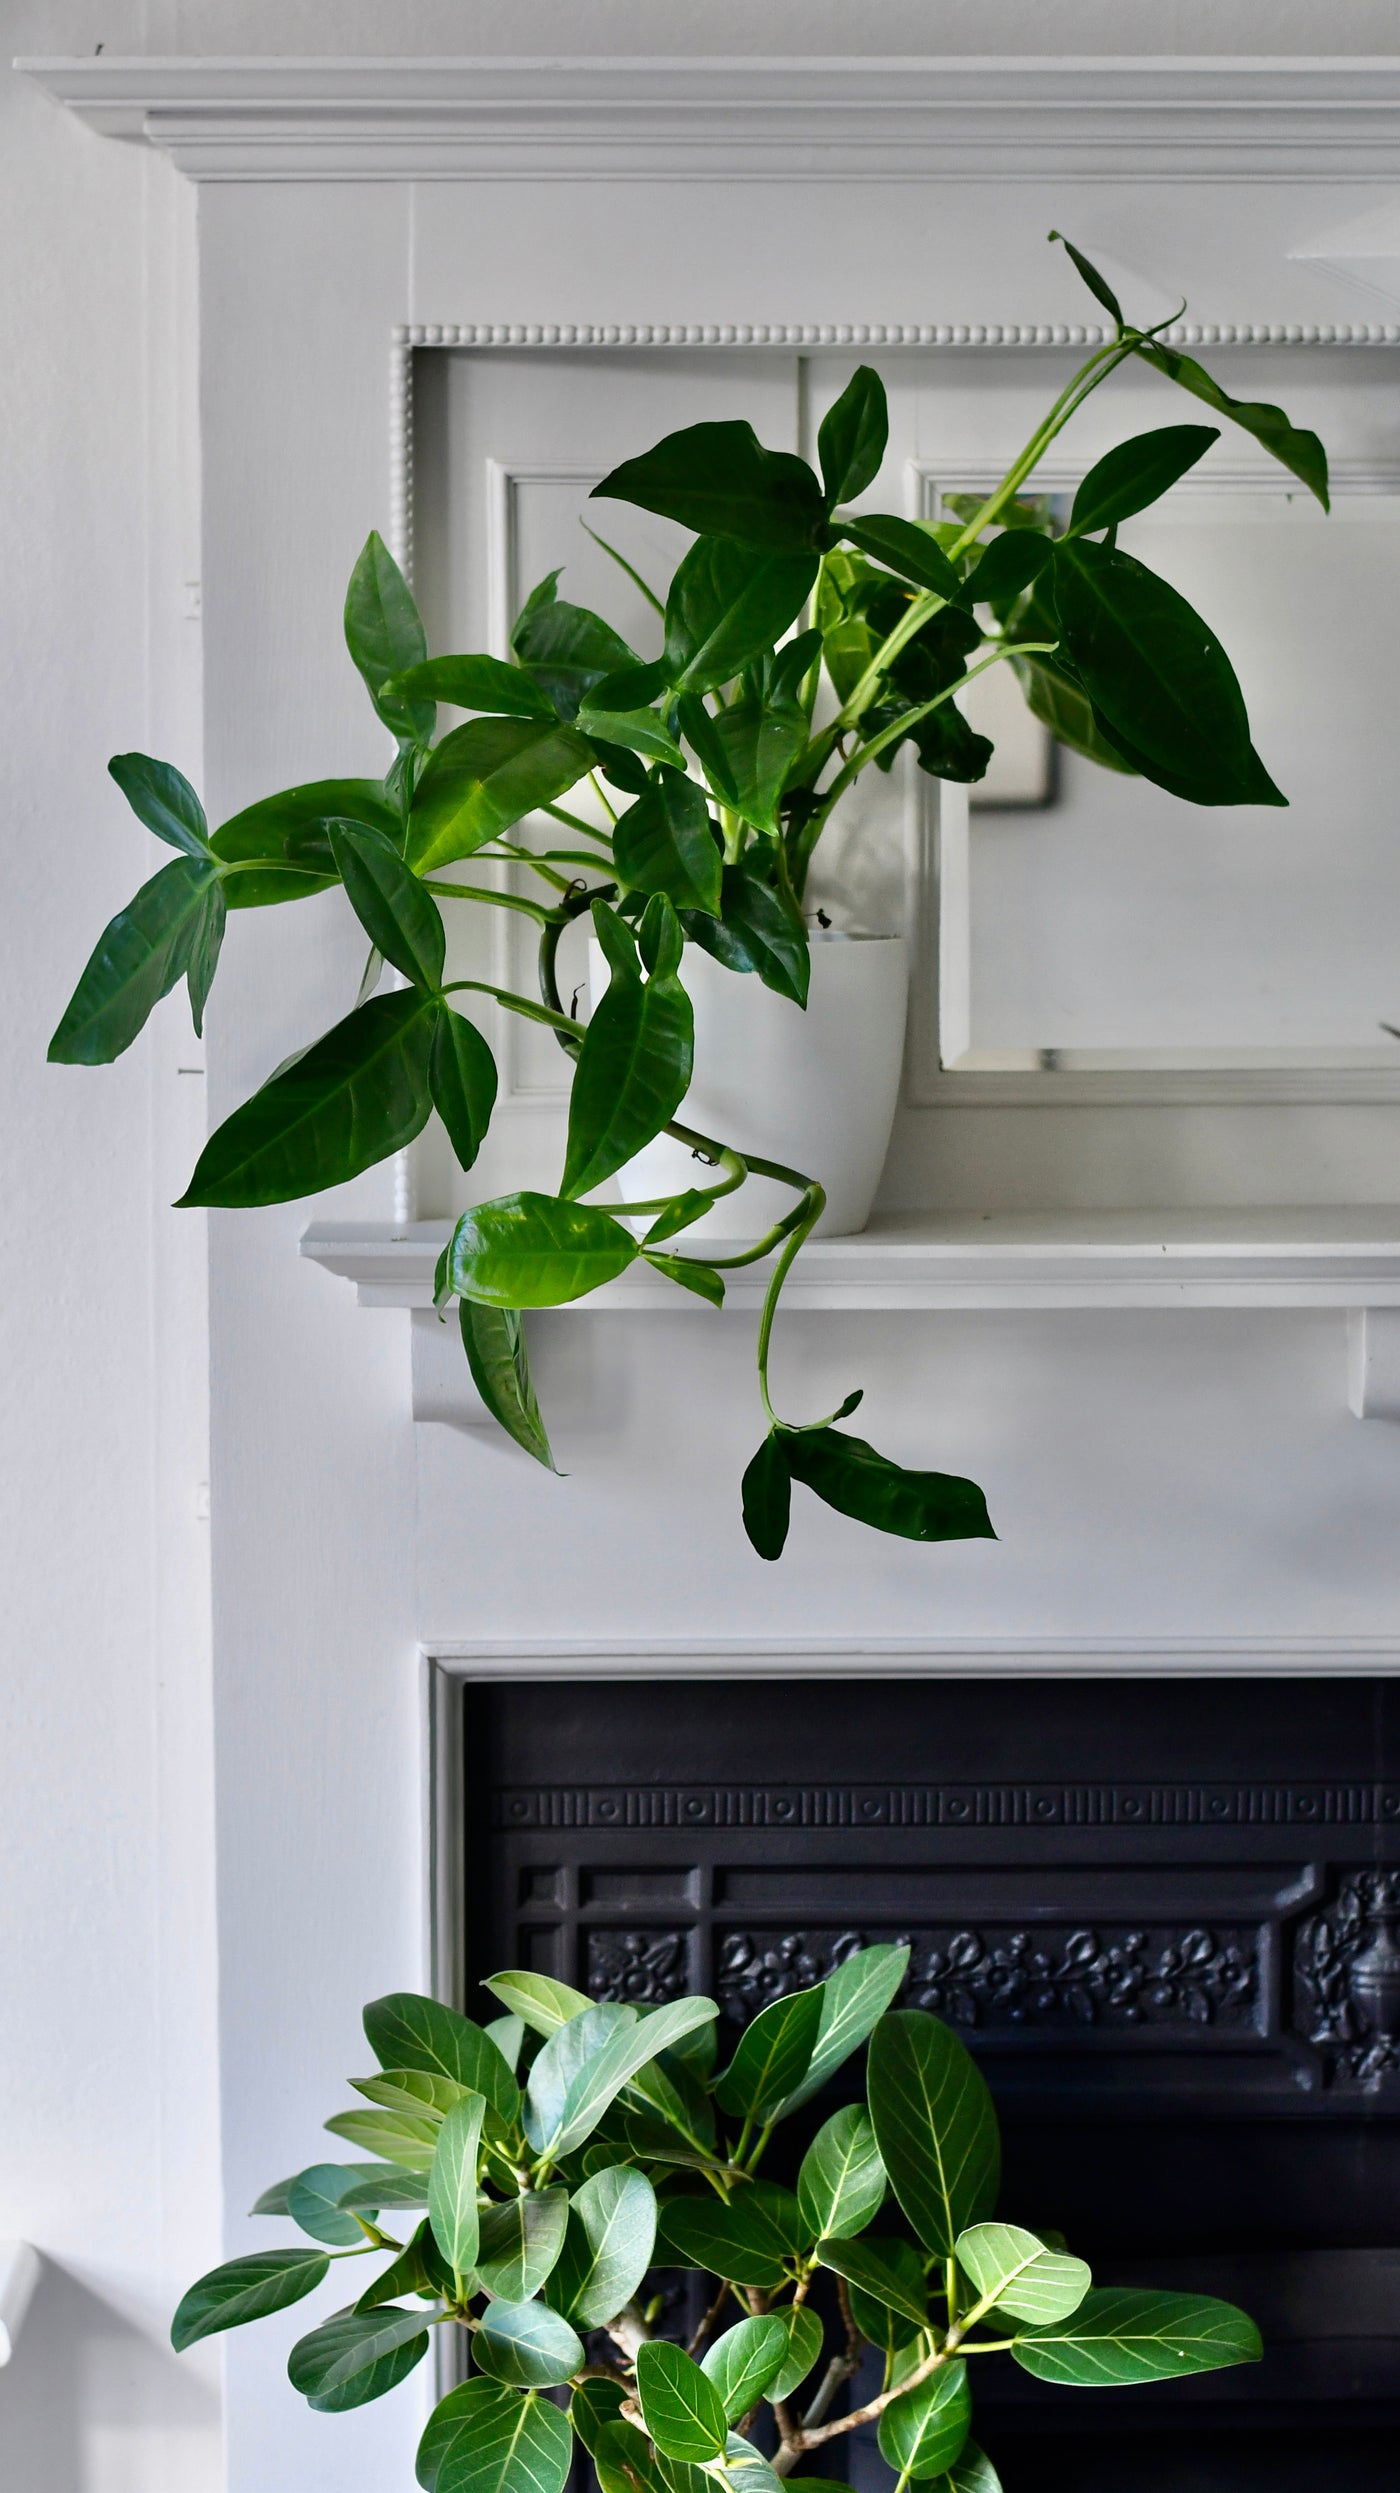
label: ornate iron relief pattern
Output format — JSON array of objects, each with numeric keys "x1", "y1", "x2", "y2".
[
  {"x1": 1293, "y1": 1869, "x2": 1400, "y2": 2086},
  {"x1": 496, "y1": 1781, "x2": 1400, "y2": 1830},
  {"x1": 587, "y1": 1930, "x2": 690, "y2": 2003}
]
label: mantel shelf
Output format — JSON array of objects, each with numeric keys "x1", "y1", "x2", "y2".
[{"x1": 301, "y1": 1210, "x2": 1400, "y2": 1426}]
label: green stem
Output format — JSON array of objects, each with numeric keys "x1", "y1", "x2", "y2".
[
  {"x1": 756, "y1": 1188, "x2": 825, "y2": 1428},
  {"x1": 425, "y1": 881, "x2": 563, "y2": 924},
  {"x1": 543, "y1": 802, "x2": 613, "y2": 845},
  {"x1": 807, "y1": 639, "x2": 1057, "y2": 853},
  {"x1": 590, "y1": 772, "x2": 620, "y2": 826}
]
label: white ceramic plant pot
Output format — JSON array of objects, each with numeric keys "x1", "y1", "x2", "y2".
[{"x1": 588, "y1": 931, "x2": 908, "y2": 1242}]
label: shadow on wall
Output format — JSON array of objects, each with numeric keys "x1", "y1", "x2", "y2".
[{"x1": 0, "y1": 2258, "x2": 220, "y2": 2492}]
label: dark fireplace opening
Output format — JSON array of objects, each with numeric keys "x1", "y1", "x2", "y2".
[{"x1": 456, "y1": 1674, "x2": 1400, "y2": 2492}]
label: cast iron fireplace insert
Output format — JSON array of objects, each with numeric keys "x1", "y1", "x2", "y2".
[{"x1": 455, "y1": 1674, "x2": 1400, "y2": 2492}]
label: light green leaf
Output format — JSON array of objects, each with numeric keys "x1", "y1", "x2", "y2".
[
  {"x1": 526, "y1": 2004, "x2": 637, "y2": 2153},
  {"x1": 345, "y1": 532, "x2": 433, "y2": 741},
  {"x1": 363, "y1": 1993, "x2": 521, "y2": 2122},
  {"x1": 553, "y1": 2165, "x2": 657, "y2": 2328},
  {"x1": 713, "y1": 1986, "x2": 824, "y2": 2125},
  {"x1": 797, "y1": 2105, "x2": 886, "y2": 2243},
  {"x1": 330, "y1": 821, "x2": 445, "y2": 990},
  {"x1": 635, "y1": 2339, "x2": 729, "y2": 2463},
  {"x1": 476, "y1": 2191, "x2": 570, "y2": 2301},
  {"x1": 866, "y1": 2011, "x2": 999, "y2": 2260},
  {"x1": 877, "y1": 2362, "x2": 970, "y2": 2481},
  {"x1": 325, "y1": 2106, "x2": 442, "y2": 2172},
  {"x1": 955, "y1": 2221, "x2": 1090, "y2": 2325},
  {"x1": 1010, "y1": 2288, "x2": 1263, "y2": 2386},
  {"x1": 49, "y1": 855, "x2": 219, "y2": 1064},
  {"x1": 701, "y1": 2315, "x2": 790, "y2": 2421},
  {"x1": 288, "y1": 2303, "x2": 431, "y2": 2412},
  {"x1": 286, "y1": 2161, "x2": 378, "y2": 2247},
  {"x1": 775, "y1": 1943, "x2": 910, "y2": 2116},
  {"x1": 427, "y1": 2092, "x2": 488, "y2": 2276},
  {"x1": 486, "y1": 2013, "x2": 527, "y2": 2071},
  {"x1": 417, "y1": 2380, "x2": 573, "y2": 2493},
  {"x1": 722, "y1": 2433, "x2": 784, "y2": 2493},
  {"x1": 765, "y1": 2303, "x2": 824, "y2": 2403},
  {"x1": 474, "y1": 2298, "x2": 584, "y2": 2388},
  {"x1": 449, "y1": 1193, "x2": 639, "y2": 1309},
  {"x1": 177, "y1": 989, "x2": 435, "y2": 1207},
  {"x1": 548, "y1": 1996, "x2": 719, "y2": 2159},
  {"x1": 108, "y1": 751, "x2": 209, "y2": 857},
  {"x1": 170, "y1": 2247, "x2": 329, "y2": 2351},
  {"x1": 816, "y1": 2234, "x2": 929, "y2": 2333},
  {"x1": 483, "y1": 1971, "x2": 593, "y2": 2036},
  {"x1": 460, "y1": 1302, "x2": 556, "y2": 1470},
  {"x1": 407, "y1": 718, "x2": 595, "y2": 874}
]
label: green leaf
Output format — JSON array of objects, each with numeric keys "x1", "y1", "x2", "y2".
[
  {"x1": 741, "y1": 1433, "x2": 792, "y2": 1562},
  {"x1": 512, "y1": 578, "x2": 639, "y2": 719},
  {"x1": 578, "y1": 667, "x2": 687, "y2": 771},
  {"x1": 1133, "y1": 339, "x2": 1329, "y2": 507},
  {"x1": 644, "y1": 1252, "x2": 724, "y2": 1308},
  {"x1": 49, "y1": 855, "x2": 219, "y2": 1064},
  {"x1": 721, "y1": 2443, "x2": 783, "y2": 2493},
  {"x1": 571, "y1": 2377, "x2": 629, "y2": 2456},
  {"x1": 635, "y1": 2339, "x2": 730, "y2": 2463},
  {"x1": 676, "y1": 694, "x2": 739, "y2": 804},
  {"x1": 553, "y1": 2164, "x2": 657, "y2": 2328},
  {"x1": 428, "y1": 2092, "x2": 488, "y2": 2276},
  {"x1": 878, "y1": 2361, "x2": 971, "y2": 2481},
  {"x1": 816, "y1": 2235, "x2": 929, "y2": 2333},
  {"x1": 460, "y1": 1302, "x2": 556, "y2": 1470},
  {"x1": 593, "y1": 2423, "x2": 671, "y2": 2493},
  {"x1": 955, "y1": 530, "x2": 1055, "y2": 612},
  {"x1": 211, "y1": 776, "x2": 398, "y2": 908},
  {"x1": 797, "y1": 2105, "x2": 886, "y2": 2243},
  {"x1": 356, "y1": 2218, "x2": 454, "y2": 2312},
  {"x1": 549, "y1": 1995, "x2": 720, "y2": 2159},
  {"x1": 765, "y1": 2303, "x2": 824, "y2": 2403},
  {"x1": 449, "y1": 1192, "x2": 639, "y2": 1308},
  {"x1": 664, "y1": 537, "x2": 819, "y2": 696},
  {"x1": 486, "y1": 2013, "x2": 527, "y2": 2072},
  {"x1": 683, "y1": 858, "x2": 809, "y2": 1008},
  {"x1": 1068, "y1": 425, "x2": 1220, "y2": 538},
  {"x1": 417, "y1": 2380, "x2": 573, "y2": 2493},
  {"x1": 1052, "y1": 537, "x2": 1284, "y2": 806},
  {"x1": 383, "y1": 655, "x2": 556, "y2": 719},
  {"x1": 613, "y1": 772, "x2": 721, "y2": 915},
  {"x1": 714, "y1": 1986, "x2": 824, "y2": 2124},
  {"x1": 287, "y1": 2161, "x2": 379, "y2": 2247},
  {"x1": 701, "y1": 2315, "x2": 791, "y2": 2421},
  {"x1": 431, "y1": 1005, "x2": 498, "y2": 1172},
  {"x1": 288, "y1": 2302, "x2": 432, "y2": 2411},
  {"x1": 837, "y1": 518, "x2": 959, "y2": 599},
  {"x1": 345, "y1": 532, "x2": 433, "y2": 742},
  {"x1": 170, "y1": 2247, "x2": 330, "y2": 2351},
  {"x1": 408, "y1": 718, "x2": 595, "y2": 873},
  {"x1": 330, "y1": 820, "x2": 445, "y2": 989},
  {"x1": 482, "y1": 1971, "x2": 593, "y2": 2036},
  {"x1": 561, "y1": 901, "x2": 693, "y2": 1199},
  {"x1": 108, "y1": 751, "x2": 209, "y2": 857},
  {"x1": 656, "y1": 2182, "x2": 806, "y2": 2290},
  {"x1": 475, "y1": 2191, "x2": 570, "y2": 2301},
  {"x1": 866, "y1": 2010, "x2": 1000, "y2": 2259},
  {"x1": 177, "y1": 988, "x2": 435, "y2": 1206},
  {"x1": 1049, "y1": 231, "x2": 1124, "y2": 330},
  {"x1": 1010, "y1": 650, "x2": 1137, "y2": 774},
  {"x1": 186, "y1": 882, "x2": 226, "y2": 1038},
  {"x1": 707, "y1": 695, "x2": 807, "y2": 836},
  {"x1": 1011, "y1": 2287, "x2": 1263, "y2": 2386},
  {"x1": 930, "y1": 2442, "x2": 1002, "y2": 2493},
  {"x1": 781, "y1": 1427, "x2": 996, "y2": 1546},
  {"x1": 338, "y1": 2167, "x2": 433, "y2": 2211},
  {"x1": 955, "y1": 2221, "x2": 1090, "y2": 2325},
  {"x1": 364, "y1": 1993, "x2": 522, "y2": 2121},
  {"x1": 595, "y1": 421, "x2": 826, "y2": 554},
  {"x1": 325, "y1": 2106, "x2": 441, "y2": 2172},
  {"x1": 475, "y1": 2298, "x2": 585, "y2": 2388},
  {"x1": 819, "y1": 366, "x2": 889, "y2": 509},
  {"x1": 526, "y1": 2004, "x2": 637, "y2": 2153},
  {"x1": 776, "y1": 1942, "x2": 911, "y2": 2116}
]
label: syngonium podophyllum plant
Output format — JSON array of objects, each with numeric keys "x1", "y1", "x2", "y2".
[
  {"x1": 50, "y1": 239, "x2": 1328, "y2": 1559},
  {"x1": 170, "y1": 1950, "x2": 1262, "y2": 2491}
]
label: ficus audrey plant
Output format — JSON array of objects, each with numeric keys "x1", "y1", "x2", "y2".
[
  {"x1": 169, "y1": 1948, "x2": 1262, "y2": 2491},
  {"x1": 50, "y1": 237, "x2": 1328, "y2": 1558}
]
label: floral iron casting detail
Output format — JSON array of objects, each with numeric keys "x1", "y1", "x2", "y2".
[{"x1": 1292, "y1": 1869, "x2": 1400, "y2": 2086}]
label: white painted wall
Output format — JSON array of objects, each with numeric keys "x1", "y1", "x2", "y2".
[{"x1": 9, "y1": 8, "x2": 1400, "y2": 2492}]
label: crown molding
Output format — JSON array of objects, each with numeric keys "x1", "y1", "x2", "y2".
[{"x1": 18, "y1": 55, "x2": 1400, "y2": 183}]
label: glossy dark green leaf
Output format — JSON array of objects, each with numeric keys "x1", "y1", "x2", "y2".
[
  {"x1": 741, "y1": 1433, "x2": 792, "y2": 1562},
  {"x1": 815, "y1": 2234, "x2": 929, "y2": 2333},
  {"x1": 49, "y1": 856, "x2": 219, "y2": 1064},
  {"x1": 357, "y1": 2218, "x2": 455, "y2": 2311},
  {"x1": 1011, "y1": 2288, "x2": 1263, "y2": 2385},
  {"x1": 211, "y1": 777, "x2": 398, "y2": 907},
  {"x1": 345, "y1": 532, "x2": 434, "y2": 741},
  {"x1": 561, "y1": 901, "x2": 693, "y2": 1198},
  {"x1": 878, "y1": 2361, "x2": 970, "y2": 2480},
  {"x1": 1053, "y1": 538, "x2": 1284, "y2": 805},
  {"x1": 595, "y1": 421, "x2": 826, "y2": 554},
  {"x1": 866, "y1": 2010, "x2": 1000, "y2": 2259},
  {"x1": 636, "y1": 2339, "x2": 730, "y2": 2462},
  {"x1": 570, "y1": 2377, "x2": 629, "y2": 2456},
  {"x1": 664, "y1": 537, "x2": 819, "y2": 696},
  {"x1": 701, "y1": 2315, "x2": 791, "y2": 2421},
  {"x1": 428, "y1": 2092, "x2": 487, "y2": 2277},
  {"x1": 776, "y1": 1943, "x2": 910, "y2": 2117},
  {"x1": 683, "y1": 859, "x2": 809, "y2": 1008},
  {"x1": 324, "y1": 2106, "x2": 440, "y2": 2172},
  {"x1": 512, "y1": 574, "x2": 639, "y2": 719},
  {"x1": 1049, "y1": 231, "x2": 1124, "y2": 330},
  {"x1": 431, "y1": 1005, "x2": 498, "y2": 1171},
  {"x1": 643, "y1": 1252, "x2": 724, "y2": 1308},
  {"x1": 819, "y1": 367, "x2": 889, "y2": 509},
  {"x1": 955, "y1": 2221, "x2": 1090, "y2": 2325},
  {"x1": 382, "y1": 655, "x2": 555, "y2": 719},
  {"x1": 1134, "y1": 340, "x2": 1329, "y2": 507},
  {"x1": 837, "y1": 518, "x2": 958, "y2": 599},
  {"x1": 578, "y1": 666, "x2": 686, "y2": 769},
  {"x1": 330, "y1": 821, "x2": 445, "y2": 989},
  {"x1": 553, "y1": 2164, "x2": 657, "y2": 2328},
  {"x1": 766, "y1": 2304, "x2": 824, "y2": 2403},
  {"x1": 1010, "y1": 651, "x2": 1137, "y2": 774},
  {"x1": 714, "y1": 1985, "x2": 824, "y2": 2124},
  {"x1": 676, "y1": 693, "x2": 739, "y2": 804},
  {"x1": 955, "y1": 530, "x2": 1056, "y2": 612},
  {"x1": 176, "y1": 988, "x2": 435, "y2": 1206},
  {"x1": 1068, "y1": 425, "x2": 1220, "y2": 538},
  {"x1": 475, "y1": 2191, "x2": 569, "y2": 2301},
  {"x1": 289, "y1": 2303, "x2": 431, "y2": 2411},
  {"x1": 460, "y1": 1301, "x2": 556, "y2": 1469},
  {"x1": 781, "y1": 1427, "x2": 996, "y2": 1545},
  {"x1": 798, "y1": 2105, "x2": 886, "y2": 2243},
  {"x1": 450, "y1": 1193, "x2": 638, "y2": 1307},
  {"x1": 655, "y1": 2181, "x2": 806, "y2": 2289},
  {"x1": 287, "y1": 2161, "x2": 377, "y2": 2246},
  {"x1": 186, "y1": 882, "x2": 226, "y2": 1037},
  {"x1": 416, "y1": 2379, "x2": 573, "y2": 2493},
  {"x1": 170, "y1": 2247, "x2": 330, "y2": 2351},
  {"x1": 408, "y1": 718, "x2": 596, "y2": 874},
  {"x1": 475, "y1": 2298, "x2": 584, "y2": 2388},
  {"x1": 364, "y1": 1993, "x2": 521, "y2": 2120},
  {"x1": 708, "y1": 694, "x2": 807, "y2": 836},
  {"x1": 613, "y1": 770, "x2": 720, "y2": 915},
  {"x1": 108, "y1": 751, "x2": 209, "y2": 857}
]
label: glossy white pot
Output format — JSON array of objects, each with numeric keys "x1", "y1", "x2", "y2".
[{"x1": 588, "y1": 931, "x2": 908, "y2": 1241}]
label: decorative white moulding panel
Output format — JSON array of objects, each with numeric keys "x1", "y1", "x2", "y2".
[{"x1": 302, "y1": 1210, "x2": 1400, "y2": 1427}]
